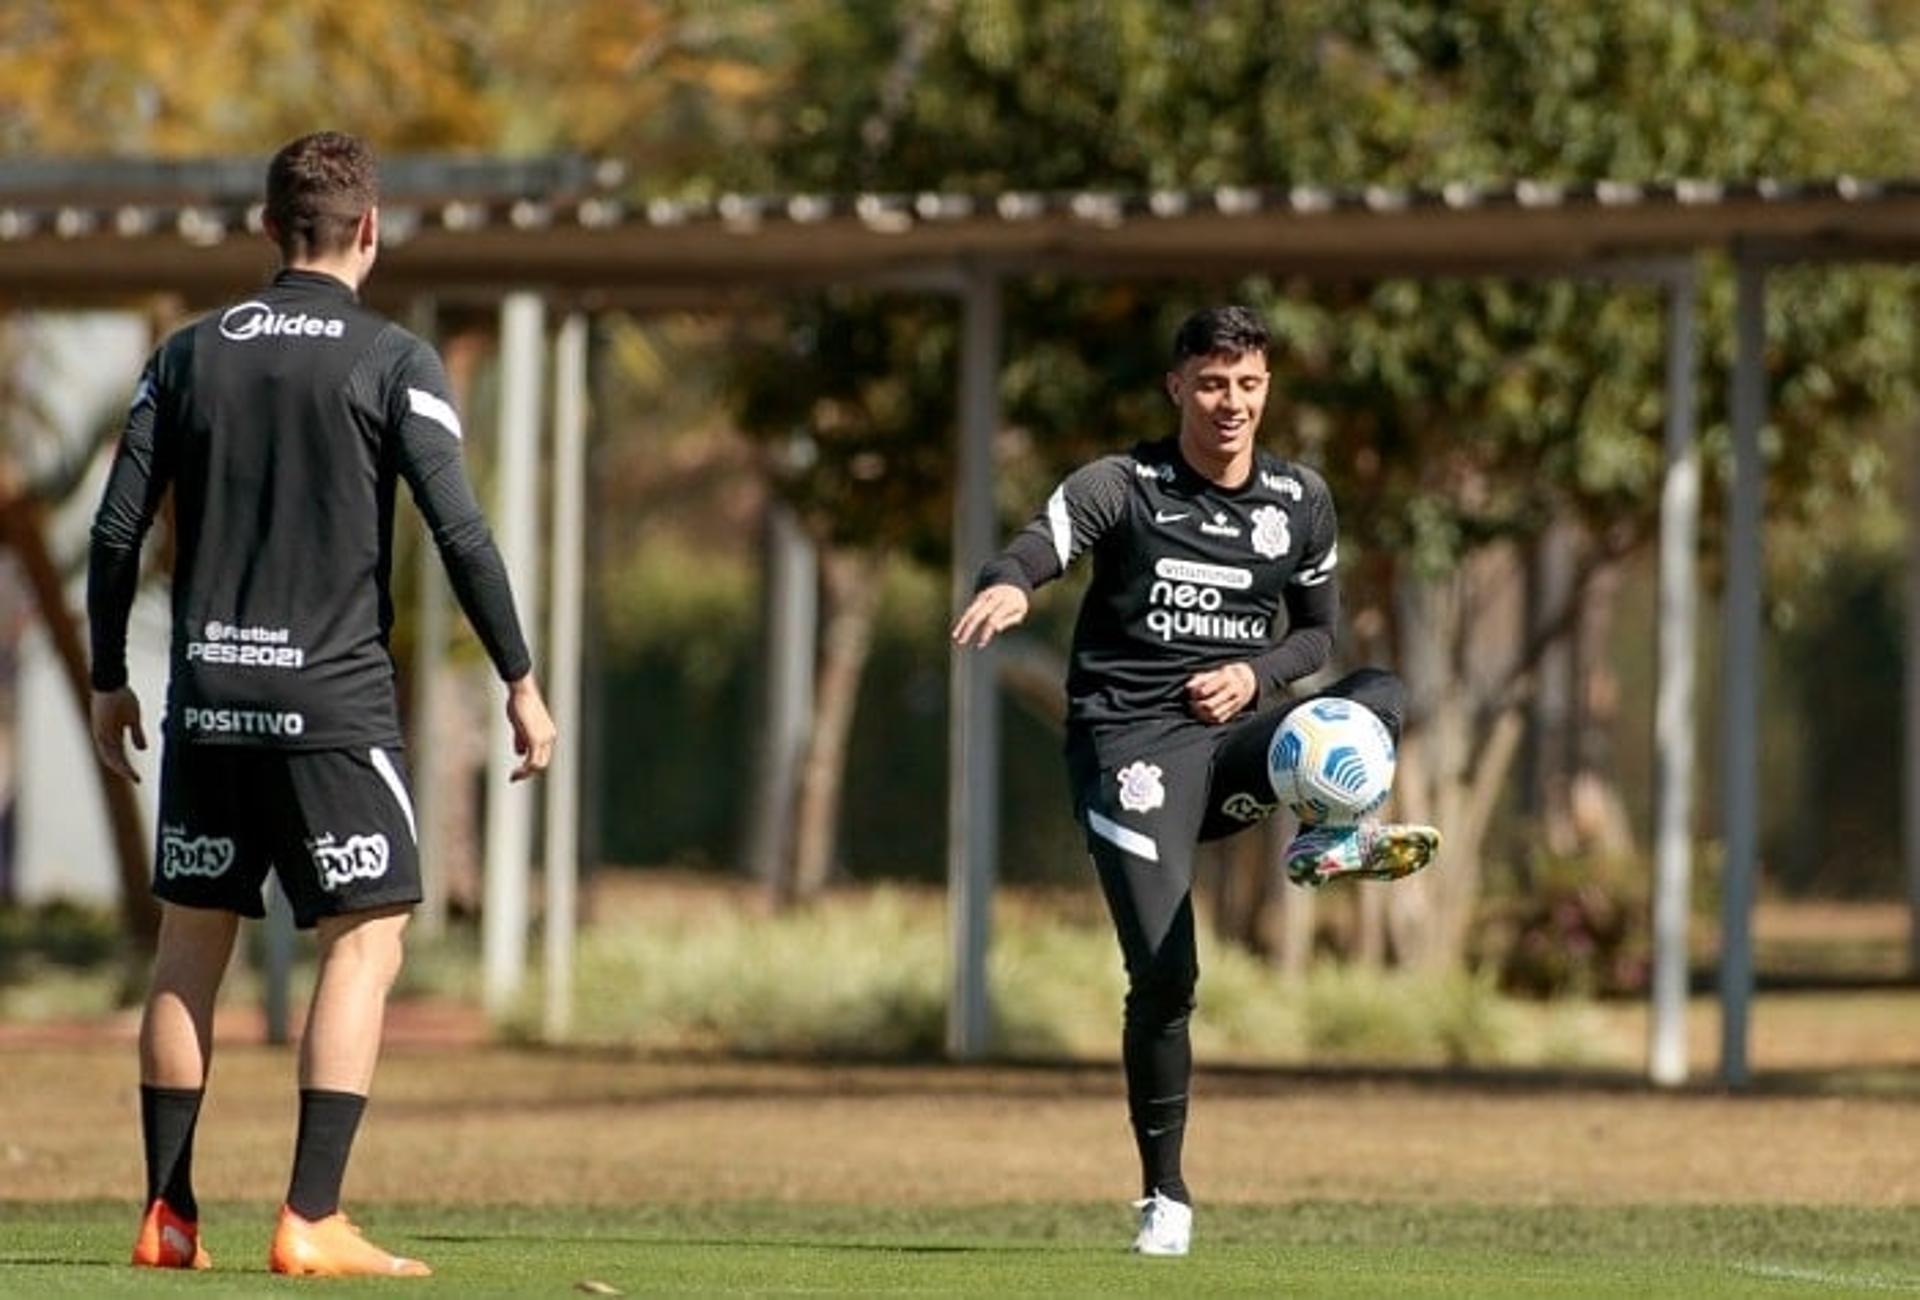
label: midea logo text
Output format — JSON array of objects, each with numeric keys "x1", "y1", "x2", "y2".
[{"x1": 220, "y1": 301, "x2": 346, "y2": 342}]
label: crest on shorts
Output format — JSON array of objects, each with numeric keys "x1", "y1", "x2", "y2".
[
  {"x1": 309, "y1": 833, "x2": 391, "y2": 892},
  {"x1": 1116, "y1": 761, "x2": 1166, "y2": 814},
  {"x1": 1250, "y1": 505, "x2": 1291, "y2": 560},
  {"x1": 160, "y1": 828, "x2": 235, "y2": 879}
]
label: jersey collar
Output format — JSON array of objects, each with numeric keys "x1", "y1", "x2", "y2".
[
  {"x1": 1166, "y1": 436, "x2": 1260, "y2": 497},
  {"x1": 271, "y1": 267, "x2": 359, "y2": 301}
]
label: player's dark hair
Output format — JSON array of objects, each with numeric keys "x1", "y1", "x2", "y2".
[
  {"x1": 1171, "y1": 305, "x2": 1270, "y2": 364},
  {"x1": 265, "y1": 132, "x2": 379, "y2": 261}
]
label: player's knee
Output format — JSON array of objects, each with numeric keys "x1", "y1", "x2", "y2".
[
  {"x1": 1125, "y1": 973, "x2": 1196, "y2": 1031},
  {"x1": 317, "y1": 909, "x2": 410, "y2": 988},
  {"x1": 1342, "y1": 667, "x2": 1407, "y2": 738}
]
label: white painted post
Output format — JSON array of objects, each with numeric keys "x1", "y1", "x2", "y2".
[
  {"x1": 1720, "y1": 254, "x2": 1766, "y2": 1089},
  {"x1": 948, "y1": 268, "x2": 1002, "y2": 1059},
  {"x1": 410, "y1": 299, "x2": 452, "y2": 938},
  {"x1": 542, "y1": 312, "x2": 588, "y2": 1041},
  {"x1": 483, "y1": 293, "x2": 545, "y2": 1016},
  {"x1": 747, "y1": 502, "x2": 817, "y2": 887},
  {"x1": 1649, "y1": 264, "x2": 1700, "y2": 1087},
  {"x1": 263, "y1": 876, "x2": 295, "y2": 1045}
]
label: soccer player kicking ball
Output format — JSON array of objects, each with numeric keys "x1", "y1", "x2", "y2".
[
  {"x1": 951, "y1": 306, "x2": 1439, "y2": 1257},
  {"x1": 89, "y1": 132, "x2": 556, "y2": 1277}
]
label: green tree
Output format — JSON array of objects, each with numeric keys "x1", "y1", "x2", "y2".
[{"x1": 735, "y1": 0, "x2": 1920, "y2": 958}]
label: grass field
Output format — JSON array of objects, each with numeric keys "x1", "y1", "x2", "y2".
[
  {"x1": 5, "y1": 1200, "x2": 1920, "y2": 1296},
  {"x1": 4, "y1": 1043, "x2": 1919, "y2": 1296}
]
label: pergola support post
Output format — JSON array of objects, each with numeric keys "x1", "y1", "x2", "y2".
[
  {"x1": 410, "y1": 298, "x2": 454, "y2": 938},
  {"x1": 747, "y1": 502, "x2": 817, "y2": 889},
  {"x1": 483, "y1": 291, "x2": 545, "y2": 1016},
  {"x1": 947, "y1": 266, "x2": 1002, "y2": 1060},
  {"x1": 541, "y1": 310, "x2": 589, "y2": 1040},
  {"x1": 1720, "y1": 251, "x2": 1767, "y2": 1089},
  {"x1": 1649, "y1": 262, "x2": 1700, "y2": 1086},
  {"x1": 1908, "y1": 416, "x2": 1920, "y2": 974}
]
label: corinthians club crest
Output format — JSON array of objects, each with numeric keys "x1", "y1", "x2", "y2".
[
  {"x1": 1250, "y1": 504, "x2": 1291, "y2": 560},
  {"x1": 1116, "y1": 761, "x2": 1166, "y2": 813}
]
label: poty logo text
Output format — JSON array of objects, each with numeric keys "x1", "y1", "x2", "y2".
[
  {"x1": 160, "y1": 830, "x2": 236, "y2": 879},
  {"x1": 311, "y1": 833, "x2": 392, "y2": 892},
  {"x1": 220, "y1": 300, "x2": 346, "y2": 342}
]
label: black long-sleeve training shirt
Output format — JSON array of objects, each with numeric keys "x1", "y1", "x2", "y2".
[
  {"x1": 88, "y1": 268, "x2": 531, "y2": 750},
  {"x1": 978, "y1": 436, "x2": 1339, "y2": 766}
]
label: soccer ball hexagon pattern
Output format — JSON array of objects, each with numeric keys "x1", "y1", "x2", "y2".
[{"x1": 1265, "y1": 698, "x2": 1396, "y2": 827}]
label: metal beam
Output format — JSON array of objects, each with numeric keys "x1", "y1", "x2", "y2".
[
  {"x1": 1720, "y1": 253, "x2": 1767, "y2": 1089},
  {"x1": 947, "y1": 267, "x2": 1003, "y2": 1060},
  {"x1": 541, "y1": 311, "x2": 589, "y2": 1040},
  {"x1": 1649, "y1": 262, "x2": 1700, "y2": 1087},
  {"x1": 483, "y1": 292, "x2": 545, "y2": 1016}
]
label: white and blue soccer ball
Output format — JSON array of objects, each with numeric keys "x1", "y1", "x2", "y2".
[{"x1": 1266, "y1": 698, "x2": 1396, "y2": 827}]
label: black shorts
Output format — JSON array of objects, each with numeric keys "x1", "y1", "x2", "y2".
[{"x1": 155, "y1": 743, "x2": 423, "y2": 929}]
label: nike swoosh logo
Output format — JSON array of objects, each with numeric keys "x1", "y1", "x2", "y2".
[
  {"x1": 161, "y1": 1225, "x2": 194, "y2": 1259},
  {"x1": 1154, "y1": 510, "x2": 1189, "y2": 524}
]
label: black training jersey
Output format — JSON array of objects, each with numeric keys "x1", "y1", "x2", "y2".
[
  {"x1": 978, "y1": 437, "x2": 1339, "y2": 765},
  {"x1": 88, "y1": 268, "x2": 531, "y2": 750}
]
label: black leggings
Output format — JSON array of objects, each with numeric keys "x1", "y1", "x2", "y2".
[{"x1": 1067, "y1": 668, "x2": 1406, "y2": 1202}]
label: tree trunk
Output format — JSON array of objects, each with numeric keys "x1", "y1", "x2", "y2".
[
  {"x1": 1384, "y1": 552, "x2": 1531, "y2": 971},
  {"x1": 0, "y1": 490, "x2": 158, "y2": 947},
  {"x1": 782, "y1": 545, "x2": 884, "y2": 905},
  {"x1": 1528, "y1": 523, "x2": 1580, "y2": 855},
  {"x1": 1210, "y1": 822, "x2": 1273, "y2": 954},
  {"x1": 1569, "y1": 558, "x2": 1636, "y2": 858}
]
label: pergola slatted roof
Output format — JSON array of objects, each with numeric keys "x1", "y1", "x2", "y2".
[{"x1": 4, "y1": 162, "x2": 1920, "y2": 304}]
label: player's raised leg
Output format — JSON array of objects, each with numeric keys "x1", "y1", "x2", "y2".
[
  {"x1": 1205, "y1": 668, "x2": 1442, "y2": 886},
  {"x1": 132, "y1": 903, "x2": 237, "y2": 1269}
]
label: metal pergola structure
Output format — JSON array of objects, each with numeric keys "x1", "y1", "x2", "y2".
[{"x1": 6, "y1": 158, "x2": 1920, "y2": 1085}]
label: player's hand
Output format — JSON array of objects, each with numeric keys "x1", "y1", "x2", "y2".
[
  {"x1": 505, "y1": 674, "x2": 557, "y2": 782},
  {"x1": 1185, "y1": 662, "x2": 1257, "y2": 725},
  {"x1": 90, "y1": 687, "x2": 148, "y2": 783},
  {"x1": 950, "y1": 583, "x2": 1029, "y2": 648}
]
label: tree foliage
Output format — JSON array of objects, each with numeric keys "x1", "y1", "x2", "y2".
[
  {"x1": 728, "y1": 0, "x2": 1920, "y2": 952},
  {"x1": 0, "y1": 0, "x2": 771, "y2": 160}
]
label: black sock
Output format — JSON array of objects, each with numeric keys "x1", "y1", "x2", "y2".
[
  {"x1": 286, "y1": 1089, "x2": 367, "y2": 1220},
  {"x1": 140, "y1": 1085, "x2": 205, "y2": 1219},
  {"x1": 1123, "y1": 994, "x2": 1193, "y2": 1206}
]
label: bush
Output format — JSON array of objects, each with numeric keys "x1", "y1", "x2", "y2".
[
  {"x1": 528, "y1": 885, "x2": 1605, "y2": 1067},
  {"x1": 1472, "y1": 852, "x2": 1650, "y2": 998}
]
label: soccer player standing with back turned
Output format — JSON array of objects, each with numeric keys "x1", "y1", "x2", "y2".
[
  {"x1": 952, "y1": 306, "x2": 1440, "y2": 1257},
  {"x1": 89, "y1": 131, "x2": 556, "y2": 1277}
]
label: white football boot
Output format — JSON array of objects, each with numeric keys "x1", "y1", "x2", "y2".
[{"x1": 1130, "y1": 1191, "x2": 1192, "y2": 1257}]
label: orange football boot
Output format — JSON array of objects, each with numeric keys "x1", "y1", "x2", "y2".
[
  {"x1": 268, "y1": 1206, "x2": 431, "y2": 1277},
  {"x1": 131, "y1": 1198, "x2": 211, "y2": 1269}
]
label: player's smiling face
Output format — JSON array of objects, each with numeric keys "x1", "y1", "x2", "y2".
[{"x1": 1168, "y1": 349, "x2": 1269, "y2": 480}]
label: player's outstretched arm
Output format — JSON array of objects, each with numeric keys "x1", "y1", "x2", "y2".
[
  {"x1": 89, "y1": 686, "x2": 148, "y2": 783},
  {"x1": 951, "y1": 583, "x2": 1030, "y2": 649},
  {"x1": 504, "y1": 674, "x2": 557, "y2": 782}
]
